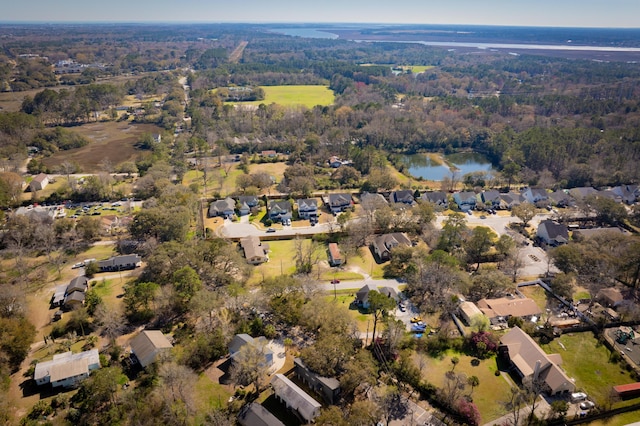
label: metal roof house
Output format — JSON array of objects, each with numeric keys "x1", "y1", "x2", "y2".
[
  {"x1": 98, "y1": 254, "x2": 142, "y2": 272},
  {"x1": 129, "y1": 330, "x2": 173, "y2": 368},
  {"x1": 270, "y1": 374, "x2": 321, "y2": 423},
  {"x1": 237, "y1": 402, "x2": 284, "y2": 426},
  {"x1": 34, "y1": 349, "x2": 100, "y2": 388}
]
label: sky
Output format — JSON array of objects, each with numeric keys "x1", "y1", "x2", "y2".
[{"x1": 2, "y1": 0, "x2": 640, "y2": 28}]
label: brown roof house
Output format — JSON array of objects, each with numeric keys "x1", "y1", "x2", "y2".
[
  {"x1": 129, "y1": 330, "x2": 173, "y2": 368},
  {"x1": 499, "y1": 327, "x2": 575, "y2": 395},
  {"x1": 371, "y1": 232, "x2": 411, "y2": 262},
  {"x1": 328, "y1": 242, "x2": 344, "y2": 266},
  {"x1": 477, "y1": 296, "x2": 542, "y2": 323},
  {"x1": 459, "y1": 301, "x2": 484, "y2": 326},
  {"x1": 239, "y1": 236, "x2": 269, "y2": 265},
  {"x1": 30, "y1": 173, "x2": 49, "y2": 192},
  {"x1": 597, "y1": 287, "x2": 624, "y2": 308}
]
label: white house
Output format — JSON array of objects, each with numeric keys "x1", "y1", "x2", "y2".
[{"x1": 34, "y1": 349, "x2": 100, "y2": 388}]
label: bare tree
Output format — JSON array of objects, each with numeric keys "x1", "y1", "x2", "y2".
[
  {"x1": 229, "y1": 342, "x2": 271, "y2": 393},
  {"x1": 158, "y1": 362, "x2": 198, "y2": 425}
]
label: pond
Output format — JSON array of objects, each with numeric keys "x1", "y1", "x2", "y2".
[{"x1": 400, "y1": 152, "x2": 494, "y2": 181}]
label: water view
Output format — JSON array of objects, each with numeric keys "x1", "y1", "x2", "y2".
[
  {"x1": 271, "y1": 28, "x2": 339, "y2": 39},
  {"x1": 400, "y1": 152, "x2": 494, "y2": 181}
]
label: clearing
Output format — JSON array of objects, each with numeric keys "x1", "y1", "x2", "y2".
[
  {"x1": 228, "y1": 85, "x2": 334, "y2": 108},
  {"x1": 41, "y1": 121, "x2": 159, "y2": 172}
]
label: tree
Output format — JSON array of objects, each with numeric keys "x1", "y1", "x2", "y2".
[
  {"x1": 450, "y1": 356, "x2": 460, "y2": 371},
  {"x1": 511, "y1": 202, "x2": 536, "y2": 227},
  {"x1": 230, "y1": 341, "x2": 272, "y2": 392},
  {"x1": 367, "y1": 290, "x2": 397, "y2": 345},
  {"x1": 469, "y1": 269, "x2": 511, "y2": 301},
  {"x1": 467, "y1": 375, "x2": 480, "y2": 395},
  {"x1": 76, "y1": 216, "x2": 101, "y2": 242},
  {"x1": 171, "y1": 266, "x2": 202, "y2": 313},
  {"x1": 464, "y1": 226, "x2": 497, "y2": 270},
  {"x1": 437, "y1": 212, "x2": 468, "y2": 252},
  {"x1": 158, "y1": 362, "x2": 198, "y2": 424}
]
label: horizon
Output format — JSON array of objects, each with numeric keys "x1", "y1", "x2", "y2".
[{"x1": 2, "y1": 0, "x2": 640, "y2": 29}]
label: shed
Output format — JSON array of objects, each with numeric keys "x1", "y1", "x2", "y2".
[
  {"x1": 129, "y1": 330, "x2": 173, "y2": 368},
  {"x1": 270, "y1": 374, "x2": 321, "y2": 423}
]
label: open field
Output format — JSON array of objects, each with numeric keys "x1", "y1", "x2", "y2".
[
  {"x1": 248, "y1": 162, "x2": 286, "y2": 185},
  {"x1": 541, "y1": 333, "x2": 636, "y2": 406},
  {"x1": 326, "y1": 293, "x2": 372, "y2": 333},
  {"x1": 228, "y1": 85, "x2": 334, "y2": 108},
  {"x1": 346, "y1": 247, "x2": 387, "y2": 279},
  {"x1": 41, "y1": 122, "x2": 159, "y2": 172},
  {"x1": 417, "y1": 351, "x2": 512, "y2": 422}
]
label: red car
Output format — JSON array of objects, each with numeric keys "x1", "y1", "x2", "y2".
[{"x1": 331, "y1": 279, "x2": 340, "y2": 284}]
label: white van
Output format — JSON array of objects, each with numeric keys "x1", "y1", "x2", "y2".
[{"x1": 570, "y1": 392, "x2": 587, "y2": 402}]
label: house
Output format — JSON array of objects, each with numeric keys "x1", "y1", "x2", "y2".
[
  {"x1": 389, "y1": 189, "x2": 415, "y2": 205},
  {"x1": 327, "y1": 193, "x2": 352, "y2": 214},
  {"x1": 34, "y1": 349, "x2": 100, "y2": 388},
  {"x1": 63, "y1": 291, "x2": 86, "y2": 309},
  {"x1": 523, "y1": 188, "x2": 548, "y2": 204},
  {"x1": 269, "y1": 200, "x2": 292, "y2": 223},
  {"x1": 481, "y1": 190, "x2": 501, "y2": 209},
  {"x1": 500, "y1": 192, "x2": 524, "y2": 209},
  {"x1": 296, "y1": 198, "x2": 318, "y2": 220},
  {"x1": 100, "y1": 215, "x2": 121, "y2": 235},
  {"x1": 549, "y1": 190, "x2": 572, "y2": 208},
  {"x1": 459, "y1": 301, "x2": 483, "y2": 326},
  {"x1": 328, "y1": 242, "x2": 343, "y2": 266},
  {"x1": 237, "y1": 403, "x2": 284, "y2": 426},
  {"x1": 208, "y1": 197, "x2": 236, "y2": 218},
  {"x1": 379, "y1": 286, "x2": 399, "y2": 302},
  {"x1": 270, "y1": 374, "x2": 321, "y2": 423},
  {"x1": 229, "y1": 334, "x2": 274, "y2": 367},
  {"x1": 261, "y1": 150, "x2": 277, "y2": 158},
  {"x1": 129, "y1": 330, "x2": 173, "y2": 368},
  {"x1": 355, "y1": 284, "x2": 379, "y2": 309},
  {"x1": 477, "y1": 296, "x2": 542, "y2": 323},
  {"x1": 453, "y1": 191, "x2": 477, "y2": 211},
  {"x1": 66, "y1": 276, "x2": 88, "y2": 294},
  {"x1": 238, "y1": 195, "x2": 259, "y2": 208},
  {"x1": 611, "y1": 184, "x2": 638, "y2": 205},
  {"x1": 238, "y1": 202, "x2": 250, "y2": 216},
  {"x1": 360, "y1": 192, "x2": 388, "y2": 210},
  {"x1": 328, "y1": 156, "x2": 343, "y2": 168},
  {"x1": 98, "y1": 254, "x2": 142, "y2": 272},
  {"x1": 294, "y1": 358, "x2": 341, "y2": 404},
  {"x1": 421, "y1": 191, "x2": 448, "y2": 208},
  {"x1": 371, "y1": 232, "x2": 411, "y2": 262},
  {"x1": 499, "y1": 327, "x2": 575, "y2": 395},
  {"x1": 597, "y1": 287, "x2": 624, "y2": 308},
  {"x1": 239, "y1": 236, "x2": 269, "y2": 264},
  {"x1": 30, "y1": 173, "x2": 49, "y2": 192},
  {"x1": 537, "y1": 220, "x2": 569, "y2": 246},
  {"x1": 569, "y1": 187, "x2": 597, "y2": 200},
  {"x1": 52, "y1": 284, "x2": 68, "y2": 307}
]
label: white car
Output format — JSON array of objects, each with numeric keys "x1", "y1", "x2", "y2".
[
  {"x1": 71, "y1": 262, "x2": 84, "y2": 269},
  {"x1": 579, "y1": 401, "x2": 595, "y2": 410}
]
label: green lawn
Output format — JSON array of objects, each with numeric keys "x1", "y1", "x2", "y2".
[
  {"x1": 248, "y1": 240, "x2": 320, "y2": 285},
  {"x1": 346, "y1": 247, "x2": 386, "y2": 279},
  {"x1": 194, "y1": 373, "x2": 232, "y2": 421},
  {"x1": 401, "y1": 65, "x2": 435, "y2": 73},
  {"x1": 541, "y1": 333, "x2": 636, "y2": 406},
  {"x1": 518, "y1": 285, "x2": 548, "y2": 312},
  {"x1": 228, "y1": 85, "x2": 334, "y2": 108},
  {"x1": 417, "y1": 351, "x2": 512, "y2": 423}
]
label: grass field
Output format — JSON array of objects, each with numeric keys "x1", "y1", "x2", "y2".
[
  {"x1": 417, "y1": 351, "x2": 512, "y2": 422},
  {"x1": 346, "y1": 247, "x2": 387, "y2": 279},
  {"x1": 248, "y1": 240, "x2": 307, "y2": 285},
  {"x1": 248, "y1": 162, "x2": 286, "y2": 185},
  {"x1": 41, "y1": 122, "x2": 159, "y2": 172},
  {"x1": 228, "y1": 85, "x2": 334, "y2": 108},
  {"x1": 399, "y1": 65, "x2": 435, "y2": 73},
  {"x1": 541, "y1": 333, "x2": 636, "y2": 406}
]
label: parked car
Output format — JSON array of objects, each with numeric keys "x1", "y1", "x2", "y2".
[
  {"x1": 266, "y1": 228, "x2": 276, "y2": 233},
  {"x1": 72, "y1": 262, "x2": 84, "y2": 269},
  {"x1": 579, "y1": 401, "x2": 595, "y2": 410},
  {"x1": 410, "y1": 316, "x2": 423, "y2": 323},
  {"x1": 331, "y1": 279, "x2": 340, "y2": 284},
  {"x1": 398, "y1": 304, "x2": 406, "y2": 312},
  {"x1": 412, "y1": 324, "x2": 427, "y2": 332}
]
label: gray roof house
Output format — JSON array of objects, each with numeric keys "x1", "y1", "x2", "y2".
[
  {"x1": 269, "y1": 200, "x2": 292, "y2": 223},
  {"x1": 66, "y1": 276, "x2": 88, "y2": 294},
  {"x1": 208, "y1": 197, "x2": 236, "y2": 218},
  {"x1": 453, "y1": 191, "x2": 477, "y2": 211},
  {"x1": 371, "y1": 232, "x2": 411, "y2": 262},
  {"x1": 523, "y1": 188, "x2": 548, "y2": 204},
  {"x1": 129, "y1": 330, "x2": 173, "y2": 368},
  {"x1": 549, "y1": 190, "x2": 573, "y2": 207},
  {"x1": 296, "y1": 198, "x2": 318, "y2": 220},
  {"x1": 568, "y1": 187, "x2": 597, "y2": 200},
  {"x1": 34, "y1": 349, "x2": 100, "y2": 388},
  {"x1": 238, "y1": 195, "x2": 259, "y2": 208},
  {"x1": 421, "y1": 191, "x2": 448, "y2": 208},
  {"x1": 238, "y1": 202, "x2": 250, "y2": 216},
  {"x1": 270, "y1": 374, "x2": 321, "y2": 423},
  {"x1": 611, "y1": 184, "x2": 638, "y2": 205},
  {"x1": 389, "y1": 190, "x2": 415, "y2": 205},
  {"x1": 355, "y1": 283, "x2": 379, "y2": 309},
  {"x1": 294, "y1": 358, "x2": 341, "y2": 404},
  {"x1": 537, "y1": 220, "x2": 569, "y2": 246},
  {"x1": 30, "y1": 173, "x2": 49, "y2": 192},
  {"x1": 237, "y1": 403, "x2": 284, "y2": 426},
  {"x1": 327, "y1": 193, "x2": 352, "y2": 214},
  {"x1": 500, "y1": 192, "x2": 524, "y2": 209},
  {"x1": 63, "y1": 290, "x2": 86, "y2": 309},
  {"x1": 481, "y1": 190, "x2": 501, "y2": 208}
]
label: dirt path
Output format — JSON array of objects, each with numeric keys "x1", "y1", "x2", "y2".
[{"x1": 229, "y1": 41, "x2": 248, "y2": 63}]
